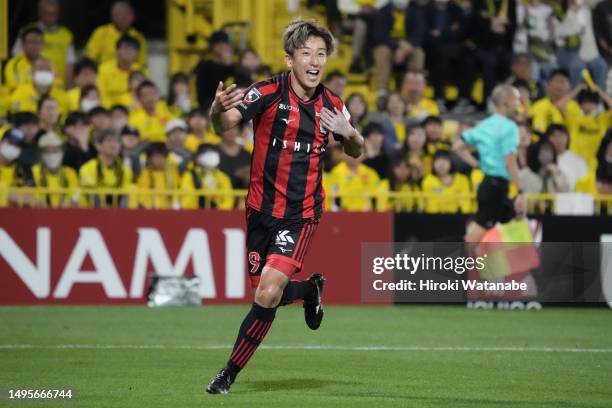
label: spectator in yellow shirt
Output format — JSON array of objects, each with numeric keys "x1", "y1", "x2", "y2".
[
  {"x1": 185, "y1": 108, "x2": 221, "y2": 152},
  {"x1": 180, "y1": 145, "x2": 234, "y2": 210},
  {"x1": 401, "y1": 71, "x2": 440, "y2": 121},
  {"x1": 137, "y1": 142, "x2": 180, "y2": 209},
  {"x1": 9, "y1": 57, "x2": 68, "y2": 115},
  {"x1": 4, "y1": 27, "x2": 44, "y2": 91},
  {"x1": 120, "y1": 70, "x2": 146, "y2": 111},
  {"x1": 85, "y1": 1, "x2": 147, "y2": 67},
  {"x1": 128, "y1": 80, "x2": 175, "y2": 142},
  {"x1": 31, "y1": 131, "x2": 79, "y2": 207},
  {"x1": 384, "y1": 91, "x2": 410, "y2": 147},
  {"x1": 97, "y1": 34, "x2": 143, "y2": 108},
  {"x1": 379, "y1": 156, "x2": 423, "y2": 212},
  {"x1": 529, "y1": 69, "x2": 581, "y2": 136},
  {"x1": 79, "y1": 129, "x2": 133, "y2": 207},
  {"x1": 165, "y1": 119, "x2": 193, "y2": 174},
  {"x1": 422, "y1": 115, "x2": 451, "y2": 155},
  {"x1": 402, "y1": 124, "x2": 432, "y2": 178},
  {"x1": 328, "y1": 155, "x2": 381, "y2": 211},
  {"x1": 422, "y1": 150, "x2": 471, "y2": 213},
  {"x1": 37, "y1": 95, "x2": 61, "y2": 134},
  {"x1": 12, "y1": 0, "x2": 76, "y2": 87},
  {"x1": 565, "y1": 85, "x2": 612, "y2": 170},
  {"x1": 0, "y1": 95, "x2": 8, "y2": 136},
  {"x1": 66, "y1": 58, "x2": 98, "y2": 111}
]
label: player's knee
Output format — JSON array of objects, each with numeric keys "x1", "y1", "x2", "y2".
[{"x1": 254, "y1": 285, "x2": 282, "y2": 308}]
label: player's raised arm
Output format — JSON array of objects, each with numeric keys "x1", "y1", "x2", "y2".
[
  {"x1": 319, "y1": 106, "x2": 364, "y2": 158},
  {"x1": 210, "y1": 82, "x2": 244, "y2": 134}
]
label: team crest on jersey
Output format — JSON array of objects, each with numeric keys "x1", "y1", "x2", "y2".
[{"x1": 244, "y1": 87, "x2": 262, "y2": 104}]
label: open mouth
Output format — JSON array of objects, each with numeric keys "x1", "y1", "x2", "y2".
[{"x1": 306, "y1": 69, "x2": 320, "y2": 80}]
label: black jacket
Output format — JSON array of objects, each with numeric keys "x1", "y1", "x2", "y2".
[
  {"x1": 471, "y1": 0, "x2": 517, "y2": 50},
  {"x1": 373, "y1": 3, "x2": 425, "y2": 48}
]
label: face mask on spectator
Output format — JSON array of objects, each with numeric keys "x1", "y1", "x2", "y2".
[
  {"x1": 177, "y1": 92, "x2": 191, "y2": 113},
  {"x1": 0, "y1": 142, "x2": 21, "y2": 162},
  {"x1": 114, "y1": 118, "x2": 128, "y2": 131},
  {"x1": 33, "y1": 70, "x2": 54, "y2": 87},
  {"x1": 81, "y1": 99, "x2": 100, "y2": 113},
  {"x1": 42, "y1": 152, "x2": 63, "y2": 170},
  {"x1": 197, "y1": 151, "x2": 220, "y2": 169}
]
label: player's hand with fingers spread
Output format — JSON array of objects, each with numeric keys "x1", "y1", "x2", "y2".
[
  {"x1": 211, "y1": 82, "x2": 245, "y2": 114},
  {"x1": 319, "y1": 107, "x2": 355, "y2": 139}
]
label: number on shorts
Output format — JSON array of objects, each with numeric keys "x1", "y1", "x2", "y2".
[{"x1": 248, "y1": 251, "x2": 260, "y2": 274}]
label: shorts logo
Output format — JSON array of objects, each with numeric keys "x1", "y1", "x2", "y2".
[
  {"x1": 275, "y1": 230, "x2": 295, "y2": 246},
  {"x1": 244, "y1": 88, "x2": 262, "y2": 104}
]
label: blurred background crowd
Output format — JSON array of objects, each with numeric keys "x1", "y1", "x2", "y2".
[{"x1": 1, "y1": 0, "x2": 611, "y2": 214}]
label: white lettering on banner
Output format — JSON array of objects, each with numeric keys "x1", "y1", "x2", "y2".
[
  {"x1": 131, "y1": 228, "x2": 216, "y2": 299},
  {"x1": 0, "y1": 228, "x2": 50, "y2": 298},
  {"x1": 2, "y1": 226, "x2": 247, "y2": 300},
  {"x1": 224, "y1": 229, "x2": 245, "y2": 299},
  {"x1": 54, "y1": 228, "x2": 127, "y2": 298}
]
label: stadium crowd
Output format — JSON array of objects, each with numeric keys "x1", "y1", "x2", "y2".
[{"x1": 1, "y1": 0, "x2": 612, "y2": 213}]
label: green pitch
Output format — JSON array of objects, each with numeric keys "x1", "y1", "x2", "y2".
[{"x1": 1, "y1": 305, "x2": 611, "y2": 408}]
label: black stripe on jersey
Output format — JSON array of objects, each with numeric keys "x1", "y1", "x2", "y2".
[
  {"x1": 315, "y1": 92, "x2": 343, "y2": 217},
  {"x1": 312, "y1": 160, "x2": 324, "y2": 218},
  {"x1": 283, "y1": 102, "x2": 317, "y2": 218},
  {"x1": 260, "y1": 76, "x2": 291, "y2": 215}
]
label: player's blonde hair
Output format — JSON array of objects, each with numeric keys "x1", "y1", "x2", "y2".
[{"x1": 283, "y1": 19, "x2": 335, "y2": 56}]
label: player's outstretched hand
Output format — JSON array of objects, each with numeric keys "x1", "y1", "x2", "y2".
[
  {"x1": 211, "y1": 82, "x2": 244, "y2": 114},
  {"x1": 320, "y1": 107, "x2": 354, "y2": 139}
]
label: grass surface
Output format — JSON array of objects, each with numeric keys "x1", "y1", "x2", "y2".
[{"x1": 1, "y1": 305, "x2": 611, "y2": 407}]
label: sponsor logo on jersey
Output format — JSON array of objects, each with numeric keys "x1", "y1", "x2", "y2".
[{"x1": 278, "y1": 103, "x2": 299, "y2": 112}]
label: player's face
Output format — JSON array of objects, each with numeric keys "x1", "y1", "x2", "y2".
[{"x1": 286, "y1": 36, "x2": 328, "y2": 92}]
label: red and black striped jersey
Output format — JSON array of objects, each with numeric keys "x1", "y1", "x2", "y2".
[{"x1": 236, "y1": 71, "x2": 351, "y2": 220}]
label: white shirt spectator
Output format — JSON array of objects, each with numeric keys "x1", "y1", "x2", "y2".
[
  {"x1": 514, "y1": 1, "x2": 553, "y2": 53},
  {"x1": 557, "y1": 150, "x2": 589, "y2": 191}
]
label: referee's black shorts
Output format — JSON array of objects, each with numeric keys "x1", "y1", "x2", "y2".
[{"x1": 474, "y1": 175, "x2": 516, "y2": 229}]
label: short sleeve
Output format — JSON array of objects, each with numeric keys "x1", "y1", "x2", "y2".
[
  {"x1": 501, "y1": 122, "x2": 520, "y2": 155},
  {"x1": 235, "y1": 80, "x2": 279, "y2": 123},
  {"x1": 461, "y1": 127, "x2": 478, "y2": 146}
]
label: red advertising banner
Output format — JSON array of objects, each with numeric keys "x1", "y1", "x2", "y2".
[{"x1": 0, "y1": 209, "x2": 392, "y2": 305}]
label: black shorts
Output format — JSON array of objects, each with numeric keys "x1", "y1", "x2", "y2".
[
  {"x1": 246, "y1": 207, "x2": 319, "y2": 288},
  {"x1": 474, "y1": 175, "x2": 516, "y2": 229}
]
